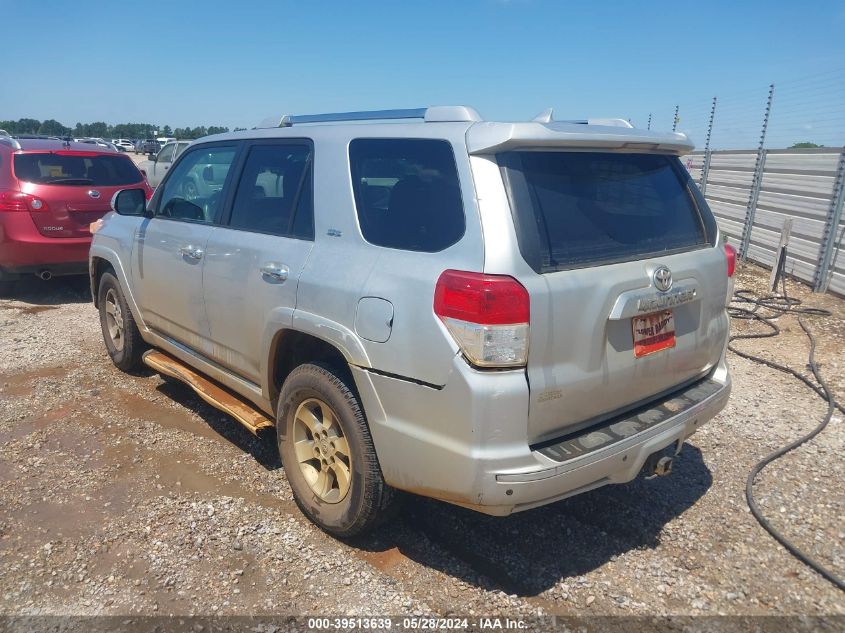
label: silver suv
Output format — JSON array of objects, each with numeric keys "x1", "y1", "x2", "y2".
[{"x1": 90, "y1": 106, "x2": 733, "y2": 536}]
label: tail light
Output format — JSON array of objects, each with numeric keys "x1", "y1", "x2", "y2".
[
  {"x1": 0, "y1": 190, "x2": 49, "y2": 212},
  {"x1": 434, "y1": 270, "x2": 530, "y2": 367},
  {"x1": 724, "y1": 243, "x2": 737, "y2": 277}
]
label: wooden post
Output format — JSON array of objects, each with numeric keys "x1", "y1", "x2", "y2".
[{"x1": 769, "y1": 218, "x2": 793, "y2": 293}]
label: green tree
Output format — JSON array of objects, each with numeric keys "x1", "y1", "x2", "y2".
[
  {"x1": 206, "y1": 126, "x2": 229, "y2": 135},
  {"x1": 161, "y1": 125, "x2": 172, "y2": 137},
  {"x1": 16, "y1": 118, "x2": 42, "y2": 134},
  {"x1": 86, "y1": 121, "x2": 109, "y2": 138},
  {"x1": 790, "y1": 141, "x2": 823, "y2": 149},
  {"x1": 38, "y1": 119, "x2": 71, "y2": 136}
]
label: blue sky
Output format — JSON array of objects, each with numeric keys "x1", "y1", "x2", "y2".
[{"x1": 2, "y1": 0, "x2": 844, "y2": 148}]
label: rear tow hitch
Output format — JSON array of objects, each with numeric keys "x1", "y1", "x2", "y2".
[{"x1": 643, "y1": 450, "x2": 674, "y2": 478}]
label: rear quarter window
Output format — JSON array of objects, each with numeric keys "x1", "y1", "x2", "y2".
[
  {"x1": 349, "y1": 138, "x2": 465, "y2": 252},
  {"x1": 498, "y1": 151, "x2": 715, "y2": 273}
]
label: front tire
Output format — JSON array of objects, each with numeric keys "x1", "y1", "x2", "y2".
[
  {"x1": 98, "y1": 272, "x2": 145, "y2": 371},
  {"x1": 277, "y1": 362, "x2": 397, "y2": 537}
]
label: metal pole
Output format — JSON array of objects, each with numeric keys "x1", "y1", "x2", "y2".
[
  {"x1": 647, "y1": 113, "x2": 652, "y2": 130},
  {"x1": 813, "y1": 147, "x2": 845, "y2": 292},
  {"x1": 672, "y1": 106, "x2": 679, "y2": 132},
  {"x1": 700, "y1": 96, "x2": 717, "y2": 194},
  {"x1": 739, "y1": 84, "x2": 775, "y2": 261}
]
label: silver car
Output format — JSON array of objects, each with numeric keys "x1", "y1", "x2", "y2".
[{"x1": 90, "y1": 106, "x2": 733, "y2": 536}]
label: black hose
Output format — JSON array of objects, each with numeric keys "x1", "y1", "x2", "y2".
[{"x1": 727, "y1": 276, "x2": 844, "y2": 592}]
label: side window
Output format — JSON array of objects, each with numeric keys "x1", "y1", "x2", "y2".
[
  {"x1": 156, "y1": 143, "x2": 175, "y2": 163},
  {"x1": 155, "y1": 145, "x2": 237, "y2": 224},
  {"x1": 349, "y1": 139, "x2": 465, "y2": 252},
  {"x1": 228, "y1": 143, "x2": 313, "y2": 239}
]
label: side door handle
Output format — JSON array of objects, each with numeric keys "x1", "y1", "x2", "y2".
[
  {"x1": 179, "y1": 245, "x2": 204, "y2": 260},
  {"x1": 260, "y1": 263, "x2": 289, "y2": 282}
]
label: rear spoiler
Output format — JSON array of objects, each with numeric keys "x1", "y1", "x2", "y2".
[{"x1": 466, "y1": 121, "x2": 695, "y2": 156}]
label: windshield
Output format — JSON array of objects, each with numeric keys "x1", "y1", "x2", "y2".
[
  {"x1": 498, "y1": 151, "x2": 714, "y2": 272},
  {"x1": 14, "y1": 152, "x2": 143, "y2": 186}
]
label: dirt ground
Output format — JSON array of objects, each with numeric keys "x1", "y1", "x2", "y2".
[{"x1": 0, "y1": 263, "x2": 843, "y2": 619}]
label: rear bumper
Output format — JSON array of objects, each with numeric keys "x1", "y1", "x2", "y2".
[
  {"x1": 494, "y1": 374, "x2": 730, "y2": 514},
  {"x1": 0, "y1": 213, "x2": 91, "y2": 277},
  {"x1": 354, "y1": 352, "x2": 730, "y2": 516}
]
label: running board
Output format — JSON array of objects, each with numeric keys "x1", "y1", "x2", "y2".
[{"x1": 142, "y1": 350, "x2": 274, "y2": 435}]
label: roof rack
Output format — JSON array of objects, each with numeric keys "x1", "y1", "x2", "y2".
[{"x1": 256, "y1": 106, "x2": 482, "y2": 129}]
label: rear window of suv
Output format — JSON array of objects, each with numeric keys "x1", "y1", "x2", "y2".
[
  {"x1": 14, "y1": 152, "x2": 143, "y2": 186},
  {"x1": 349, "y1": 139, "x2": 465, "y2": 252},
  {"x1": 498, "y1": 151, "x2": 714, "y2": 273}
]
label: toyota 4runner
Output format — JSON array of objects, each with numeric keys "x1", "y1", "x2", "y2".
[{"x1": 90, "y1": 106, "x2": 733, "y2": 536}]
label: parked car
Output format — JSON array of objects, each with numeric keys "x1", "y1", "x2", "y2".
[
  {"x1": 135, "y1": 139, "x2": 160, "y2": 155},
  {"x1": 112, "y1": 139, "x2": 135, "y2": 152},
  {"x1": 90, "y1": 106, "x2": 733, "y2": 537},
  {"x1": 75, "y1": 137, "x2": 119, "y2": 152},
  {"x1": 0, "y1": 137, "x2": 151, "y2": 291},
  {"x1": 136, "y1": 140, "x2": 191, "y2": 187}
]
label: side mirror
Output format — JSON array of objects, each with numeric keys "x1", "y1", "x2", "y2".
[{"x1": 111, "y1": 188, "x2": 149, "y2": 217}]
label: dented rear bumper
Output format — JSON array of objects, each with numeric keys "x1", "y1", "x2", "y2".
[{"x1": 352, "y1": 353, "x2": 730, "y2": 516}]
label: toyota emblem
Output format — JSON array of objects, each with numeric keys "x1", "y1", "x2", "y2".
[
  {"x1": 88, "y1": 189, "x2": 101, "y2": 199},
  {"x1": 653, "y1": 266, "x2": 673, "y2": 292}
]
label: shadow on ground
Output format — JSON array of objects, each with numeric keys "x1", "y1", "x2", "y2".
[
  {"x1": 354, "y1": 443, "x2": 712, "y2": 597},
  {"x1": 154, "y1": 378, "x2": 282, "y2": 472},
  {"x1": 141, "y1": 361, "x2": 712, "y2": 599},
  {"x1": 0, "y1": 275, "x2": 90, "y2": 305}
]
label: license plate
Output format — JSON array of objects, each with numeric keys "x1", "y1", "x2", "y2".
[{"x1": 632, "y1": 310, "x2": 676, "y2": 358}]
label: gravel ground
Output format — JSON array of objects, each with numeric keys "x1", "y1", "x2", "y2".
[{"x1": 0, "y1": 263, "x2": 843, "y2": 619}]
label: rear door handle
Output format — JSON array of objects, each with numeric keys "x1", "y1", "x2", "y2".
[
  {"x1": 260, "y1": 263, "x2": 289, "y2": 282},
  {"x1": 179, "y1": 245, "x2": 203, "y2": 260}
]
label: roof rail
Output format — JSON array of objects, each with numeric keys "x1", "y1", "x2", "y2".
[
  {"x1": 256, "y1": 106, "x2": 482, "y2": 129},
  {"x1": 0, "y1": 136, "x2": 21, "y2": 150}
]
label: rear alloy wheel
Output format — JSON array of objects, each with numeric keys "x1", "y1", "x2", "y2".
[
  {"x1": 278, "y1": 362, "x2": 398, "y2": 537},
  {"x1": 98, "y1": 272, "x2": 145, "y2": 371},
  {"x1": 293, "y1": 397, "x2": 353, "y2": 503}
]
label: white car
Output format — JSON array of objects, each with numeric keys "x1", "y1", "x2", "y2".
[
  {"x1": 136, "y1": 140, "x2": 191, "y2": 187},
  {"x1": 112, "y1": 139, "x2": 135, "y2": 152}
]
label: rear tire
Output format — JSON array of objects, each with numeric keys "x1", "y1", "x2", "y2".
[
  {"x1": 98, "y1": 272, "x2": 146, "y2": 371},
  {"x1": 277, "y1": 362, "x2": 397, "y2": 537}
]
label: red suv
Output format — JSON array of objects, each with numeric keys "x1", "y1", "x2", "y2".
[{"x1": 0, "y1": 137, "x2": 152, "y2": 290}]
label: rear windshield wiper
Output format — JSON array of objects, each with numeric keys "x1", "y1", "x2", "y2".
[{"x1": 43, "y1": 178, "x2": 94, "y2": 185}]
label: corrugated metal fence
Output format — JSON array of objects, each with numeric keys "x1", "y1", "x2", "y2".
[{"x1": 684, "y1": 147, "x2": 845, "y2": 297}]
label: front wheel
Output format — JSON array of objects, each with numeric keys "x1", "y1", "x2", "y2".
[
  {"x1": 98, "y1": 272, "x2": 146, "y2": 371},
  {"x1": 277, "y1": 363, "x2": 398, "y2": 537}
]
